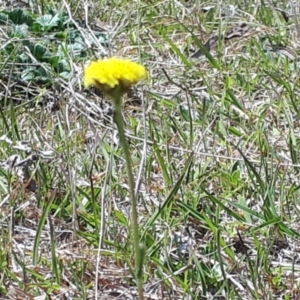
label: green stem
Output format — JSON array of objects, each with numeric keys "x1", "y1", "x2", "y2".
[{"x1": 113, "y1": 95, "x2": 144, "y2": 300}]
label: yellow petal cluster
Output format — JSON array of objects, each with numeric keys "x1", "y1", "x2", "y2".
[{"x1": 84, "y1": 58, "x2": 147, "y2": 92}]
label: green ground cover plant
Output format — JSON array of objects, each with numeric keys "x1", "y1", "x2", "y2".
[{"x1": 0, "y1": 0, "x2": 300, "y2": 299}]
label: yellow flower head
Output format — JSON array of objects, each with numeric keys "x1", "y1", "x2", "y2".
[{"x1": 84, "y1": 58, "x2": 147, "y2": 93}]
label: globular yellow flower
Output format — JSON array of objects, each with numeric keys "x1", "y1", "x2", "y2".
[{"x1": 84, "y1": 58, "x2": 147, "y2": 94}]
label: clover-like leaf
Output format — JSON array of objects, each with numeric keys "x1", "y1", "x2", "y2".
[
  {"x1": 32, "y1": 14, "x2": 60, "y2": 32},
  {"x1": 21, "y1": 66, "x2": 51, "y2": 84},
  {"x1": 9, "y1": 24, "x2": 28, "y2": 38},
  {"x1": 32, "y1": 43, "x2": 52, "y2": 61}
]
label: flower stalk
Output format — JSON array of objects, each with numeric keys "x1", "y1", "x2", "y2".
[{"x1": 112, "y1": 90, "x2": 144, "y2": 300}]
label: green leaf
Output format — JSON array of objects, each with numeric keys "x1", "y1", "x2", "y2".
[
  {"x1": 59, "y1": 71, "x2": 72, "y2": 80},
  {"x1": 9, "y1": 9, "x2": 33, "y2": 25},
  {"x1": 0, "y1": 12, "x2": 9, "y2": 25},
  {"x1": 33, "y1": 14, "x2": 60, "y2": 32},
  {"x1": 9, "y1": 24, "x2": 28, "y2": 38},
  {"x1": 32, "y1": 43, "x2": 52, "y2": 61},
  {"x1": 21, "y1": 67, "x2": 51, "y2": 84},
  {"x1": 18, "y1": 52, "x2": 31, "y2": 63}
]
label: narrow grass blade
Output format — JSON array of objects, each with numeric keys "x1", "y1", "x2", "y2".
[
  {"x1": 160, "y1": 31, "x2": 192, "y2": 68},
  {"x1": 153, "y1": 143, "x2": 172, "y2": 186},
  {"x1": 200, "y1": 188, "x2": 244, "y2": 222},
  {"x1": 177, "y1": 20, "x2": 220, "y2": 69},
  {"x1": 32, "y1": 196, "x2": 54, "y2": 265},
  {"x1": 142, "y1": 152, "x2": 194, "y2": 236},
  {"x1": 49, "y1": 215, "x2": 60, "y2": 284}
]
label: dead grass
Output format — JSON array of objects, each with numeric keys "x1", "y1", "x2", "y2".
[{"x1": 1, "y1": 0, "x2": 300, "y2": 299}]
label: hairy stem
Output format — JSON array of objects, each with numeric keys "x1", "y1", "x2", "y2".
[{"x1": 113, "y1": 94, "x2": 144, "y2": 300}]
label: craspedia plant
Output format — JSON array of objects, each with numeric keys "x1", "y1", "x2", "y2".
[{"x1": 83, "y1": 57, "x2": 147, "y2": 300}]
